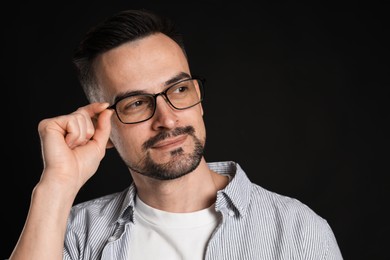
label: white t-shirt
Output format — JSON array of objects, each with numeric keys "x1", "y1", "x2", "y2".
[{"x1": 129, "y1": 195, "x2": 220, "y2": 260}]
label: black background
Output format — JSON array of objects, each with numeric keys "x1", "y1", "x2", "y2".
[{"x1": 4, "y1": 1, "x2": 389, "y2": 259}]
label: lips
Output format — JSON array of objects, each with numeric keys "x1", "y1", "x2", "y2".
[
  {"x1": 152, "y1": 135, "x2": 187, "y2": 149},
  {"x1": 143, "y1": 126, "x2": 195, "y2": 151}
]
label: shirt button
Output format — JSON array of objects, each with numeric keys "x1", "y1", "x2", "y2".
[
  {"x1": 228, "y1": 210, "x2": 235, "y2": 217},
  {"x1": 108, "y1": 236, "x2": 117, "y2": 242}
]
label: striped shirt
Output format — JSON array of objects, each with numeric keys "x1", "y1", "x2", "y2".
[{"x1": 64, "y1": 161, "x2": 343, "y2": 259}]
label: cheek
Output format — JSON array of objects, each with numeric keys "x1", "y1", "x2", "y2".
[
  {"x1": 109, "y1": 122, "x2": 144, "y2": 156},
  {"x1": 190, "y1": 110, "x2": 206, "y2": 140},
  {"x1": 197, "y1": 119, "x2": 206, "y2": 140},
  {"x1": 109, "y1": 119, "x2": 122, "y2": 146}
]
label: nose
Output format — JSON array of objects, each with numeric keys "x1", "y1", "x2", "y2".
[{"x1": 150, "y1": 94, "x2": 178, "y2": 130}]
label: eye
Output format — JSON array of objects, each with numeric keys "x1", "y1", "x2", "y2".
[
  {"x1": 169, "y1": 81, "x2": 192, "y2": 95},
  {"x1": 174, "y1": 86, "x2": 189, "y2": 93},
  {"x1": 118, "y1": 95, "x2": 152, "y2": 114},
  {"x1": 126, "y1": 100, "x2": 145, "y2": 109}
]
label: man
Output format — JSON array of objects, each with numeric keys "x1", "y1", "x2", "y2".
[{"x1": 10, "y1": 9, "x2": 343, "y2": 260}]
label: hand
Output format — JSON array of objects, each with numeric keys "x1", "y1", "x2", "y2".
[{"x1": 37, "y1": 102, "x2": 114, "y2": 193}]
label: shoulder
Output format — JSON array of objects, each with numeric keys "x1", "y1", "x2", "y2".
[
  {"x1": 67, "y1": 185, "x2": 134, "y2": 228},
  {"x1": 248, "y1": 183, "x2": 342, "y2": 258},
  {"x1": 251, "y1": 183, "x2": 316, "y2": 214},
  {"x1": 250, "y1": 183, "x2": 327, "y2": 227},
  {"x1": 219, "y1": 161, "x2": 326, "y2": 225},
  {"x1": 63, "y1": 186, "x2": 136, "y2": 258},
  {"x1": 227, "y1": 161, "x2": 342, "y2": 258}
]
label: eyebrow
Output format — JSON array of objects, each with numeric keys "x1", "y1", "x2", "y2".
[{"x1": 112, "y1": 72, "x2": 191, "y2": 103}]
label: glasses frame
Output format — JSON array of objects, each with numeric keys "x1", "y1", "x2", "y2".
[{"x1": 108, "y1": 77, "x2": 205, "y2": 124}]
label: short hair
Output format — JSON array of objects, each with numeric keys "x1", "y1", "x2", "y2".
[{"x1": 72, "y1": 9, "x2": 186, "y2": 102}]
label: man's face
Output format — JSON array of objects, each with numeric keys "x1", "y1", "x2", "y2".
[{"x1": 94, "y1": 33, "x2": 206, "y2": 180}]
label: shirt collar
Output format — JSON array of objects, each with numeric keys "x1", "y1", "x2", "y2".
[
  {"x1": 209, "y1": 161, "x2": 252, "y2": 217},
  {"x1": 114, "y1": 161, "x2": 252, "y2": 224},
  {"x1": 113, "y1": 183, "x2": 137, "y2": 226}
]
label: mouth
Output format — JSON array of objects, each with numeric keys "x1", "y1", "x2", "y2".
[
  {"x1": 151, "y1": 135, "x2": 187, "y2": 150},
  {"x1": 143, "y1": 126, "x2": 195, "y2": 151}
]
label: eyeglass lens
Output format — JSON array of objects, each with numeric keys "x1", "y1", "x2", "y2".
[{"x1": 115, "y1": 78, "x2": 203, "y2": 124}]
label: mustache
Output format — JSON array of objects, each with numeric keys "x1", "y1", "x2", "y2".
[{"x1": 142, "y1": 126, "x2": 195, "y2": 150}]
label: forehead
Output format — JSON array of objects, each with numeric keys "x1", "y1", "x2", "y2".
[{"x1": 93, "y1": 33, "x2": 190, "y2": 101}]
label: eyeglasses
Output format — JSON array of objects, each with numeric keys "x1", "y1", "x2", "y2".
[{"x1": 109, "y1": 77, "x2": 205, "y2": 124}]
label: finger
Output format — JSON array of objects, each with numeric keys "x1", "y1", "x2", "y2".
[
  {"x1": 79, "y1": 102, "x2": 111, "y2": 119},
  {"x1": 91, "y1": 108, "x2": 114, "y2": 150},
  {"x1": 64, "y1": 113, "x2": 85, "y2": 148},
  {"x1": 65, "y1": 103, "x2": 110, "y2": 148}
]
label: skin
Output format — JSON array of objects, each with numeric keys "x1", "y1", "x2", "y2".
[{"x1": 10, "y1": 33, "x2": 228, "y2": 259}]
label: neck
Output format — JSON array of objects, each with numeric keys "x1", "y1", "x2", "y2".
[{"x1": 131, "y1": 158, "x2": 228, "y2": 213}]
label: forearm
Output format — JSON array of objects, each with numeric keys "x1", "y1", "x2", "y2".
[
  {"x1": 9, "y1": 179, "x2": 78, "y2": 260},
  {"x1": 10, "y1": 103, "x2": 112, "y2": 259}
]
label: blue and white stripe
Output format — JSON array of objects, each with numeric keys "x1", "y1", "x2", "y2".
[{"x1": 63, "y1": 161, "x2": 343, "y2": 259}]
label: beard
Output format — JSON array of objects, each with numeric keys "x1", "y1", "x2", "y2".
[{"x1": 125, "y1": 126, "x2": 205, "y2": 180}]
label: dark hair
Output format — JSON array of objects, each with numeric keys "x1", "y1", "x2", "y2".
[{"x1": 72, "y1": 9, "x2": 186, "y2": 102}]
